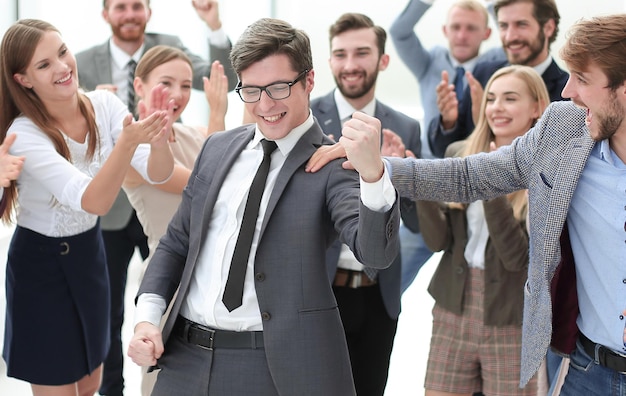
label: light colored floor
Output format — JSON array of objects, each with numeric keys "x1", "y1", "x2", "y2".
[{"x1": 0, "y1": 223, "x2": 439, "y2": 395}]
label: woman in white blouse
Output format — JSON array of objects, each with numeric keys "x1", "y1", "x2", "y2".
[{"x1": 0, "y1": 19, "x2": 173, "y2": 396}]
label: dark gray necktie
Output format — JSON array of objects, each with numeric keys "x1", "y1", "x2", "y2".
[
  {"x1": 454, "y1": 66, "x2": 465, "y2": 104},
  {"x1": 222, "y1": 139, "x2": 278, "y2": 312},
  {"x1": 127, "y1": 59, "x2": 137, "y2": 114}
]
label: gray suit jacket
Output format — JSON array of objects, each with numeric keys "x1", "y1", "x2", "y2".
[
  {"x1": 388, "y1": 101, "x2": 591, "y2": 387},
  {"x1": 311, "y1": 90, "x2": 421, "y2": 319},
  {"x1": 75, "y1": 32, "x2": 236, "y2": 230},
  {"x1": 138, "y1": 121, "x2": 400, "y2": 395}
]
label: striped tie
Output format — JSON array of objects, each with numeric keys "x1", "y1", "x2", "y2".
[{"x1": 127, "y1": 59, "x2": 137, "y2": 115}]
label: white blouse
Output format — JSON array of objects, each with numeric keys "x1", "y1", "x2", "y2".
[{"x1": 8, "y1": 90, "x2": 153, "y2": 237}]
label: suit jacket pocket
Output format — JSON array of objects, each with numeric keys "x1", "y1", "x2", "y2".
[{"x1": 539, "y1": 172, "x2": 553, "y2": 188}]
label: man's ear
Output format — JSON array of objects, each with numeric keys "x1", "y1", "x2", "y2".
[
  {"x1": 102, "y1": 8, "x2": 110, "y2": 23},
  {"x1": 543, "y1": 18, "x2": 556, "y2": 43},
  {"x1": 378, "y1": 53, "x2": 390, "y2": 72},
  {"x1": 13, "y1": 73, "x2": 32, "y2": 89}
]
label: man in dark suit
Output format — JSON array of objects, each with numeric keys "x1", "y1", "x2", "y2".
[
  {"x1": 310, "y1": 13, "x2": 425, "y2": 396},
  {"x1": 428, "y1": 0, "x2": 568, "y2": 158},
  {"x1": 127, "y1": 18, "x2": 400, "y2": 396},
  {"x1": 74, "y1": 1, "x2": 236, "y2": 395}
]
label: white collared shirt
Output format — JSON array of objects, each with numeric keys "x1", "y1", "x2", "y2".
[{"x1": 108, "y1": 39, "x2": 143, "y2": 107}]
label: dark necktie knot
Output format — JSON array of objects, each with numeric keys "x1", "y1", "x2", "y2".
[{"x1": 260, "y1": 139, "x2": 277, "y2": 157}]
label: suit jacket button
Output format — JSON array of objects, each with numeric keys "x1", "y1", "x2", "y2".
[
  {"x1": 455, "y1": 267, "x2": 464, "y2": 274},
  {"x1": 255, "y1": 273, "x2": 265, "y2": 282},
  {"x1": 261, "y1": 312, "x2": 271, "y2": 321}
]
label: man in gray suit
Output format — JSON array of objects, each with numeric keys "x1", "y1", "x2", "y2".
[
  {"x1": 75, "y1": 1, "x2": 236, "y2": 395},
  {"x1": 310, "y1": 13, "x2": 423, "y2": 396},
  {"x1": 127, "y1": 18, "x2": 400, "y2": 396},
  {"x1": 340, "y1": 14, "x2": 626, "y2": 395}
]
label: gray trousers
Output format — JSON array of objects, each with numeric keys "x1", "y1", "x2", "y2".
[{"x1": 152, "y1": 336, "x2": 280, "y2": 396}]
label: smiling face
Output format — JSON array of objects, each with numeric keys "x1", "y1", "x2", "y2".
[
  {"x1": 134, "y1": 58, "x2": 192, "y2": 121},
  {"x1": 329, "y1": 28, "x2": 388, "y2": 107},
  {"x1": 562, "y1": 62, "x2": 626, "y2": 142},
  {"x1": 240, "y1": 54, "x2": 314, "y2": 140},
  {"x1": 485, "y1": 74, "x2": 540, "y2": 146},
  {"x1": 444, "y1": 6, "x2": 491, "y2": 64},
  {"x1": 103, "y1": 0, "x2": 150, "y2": 44},
  {"x1": 13, "y1": 30, "x2": 79, "y2": 106},
  {"x1": 497, "y1": 2, "x2": 552, "y2": 66}
]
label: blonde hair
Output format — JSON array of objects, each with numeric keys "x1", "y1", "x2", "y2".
[
  {"x1": 448, "y1": 0, "x2": 490, "y2": 27},
  {"x1": 454, "y1": 65, "x2": 549, "y2": 220}
]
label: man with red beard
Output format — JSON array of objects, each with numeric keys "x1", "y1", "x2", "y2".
[
  {"x1": 75, "y1": 1, "x2": 236, "y2": 395},
  {"x1": 428, "y1": 0, "x2": 568, "y2": 158},
  {"x1": 310, "y1": 13, "x2": 422, "y2": 396}
]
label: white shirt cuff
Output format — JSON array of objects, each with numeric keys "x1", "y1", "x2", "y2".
[
  {"x1": 134, "y1": 293, "x2": 167, "y2": 328},
  {"x1": 359, "y1": 164, "x2": 396, "y2": 212},
  {"x1": 207, "y1": 27, "x2": 229, "y2": 48}
]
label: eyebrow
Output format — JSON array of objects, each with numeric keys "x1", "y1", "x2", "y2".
[{"x1": 32, "y1": 43, "x2": 66, "y2": 68}]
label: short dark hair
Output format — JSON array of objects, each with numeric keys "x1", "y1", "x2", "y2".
[
  {"x1": 230, "y1": 18, "x2": 313, "y2": 77},
  {"x1": 494, "y1": 0, "x2": 560, "y2": 46},
  {"x1": 329, "y1": 13, "x2": 386, "y2": 56}
]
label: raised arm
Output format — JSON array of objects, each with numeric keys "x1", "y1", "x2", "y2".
[{"x1": 389, "y1": 0, "x2": 434, "y2": 80}]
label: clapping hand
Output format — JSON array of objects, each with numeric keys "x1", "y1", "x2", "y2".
[{"x1": 0, "y1": 134, "x2": 24, "y2": 187}]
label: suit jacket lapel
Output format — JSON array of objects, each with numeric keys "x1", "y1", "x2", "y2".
[
  {"x1": 199, "y1": 127, "x2": 255, "y2": 234},
  {"x1": 261, "y1": 123, "x2": 327, "y2": 236},
  {"x1": 315, "y1": 92, "x2": 342, "y2": 138},
  {"x1": 94, "y1": 42, "x2": 113, "y2": 84},
  {"x1": 142, "y1": 34, "x2": 157, "y2": 55},
  {"x1": 542, "y1": 60, "x2": 567, "y2": 100}
]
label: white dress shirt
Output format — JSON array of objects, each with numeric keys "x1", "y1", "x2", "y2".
[{"x1": 6, "y1": 90, "x2": 157, "y2": 237}]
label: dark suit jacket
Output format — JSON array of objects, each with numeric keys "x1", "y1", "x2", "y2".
[
  {"x1": 311, "y1": 90, "x2": 421, "y2": 319},
  {"x1": 75, "y1": 32, "x2": 237, "y2": 230},
  {"x1": 428, "y1": 58, "x2": 569, "y2": 158},
  {"x1": 138, "y1": 121, "x2": 400, "y2": 395}
]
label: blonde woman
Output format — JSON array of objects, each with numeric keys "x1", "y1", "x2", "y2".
[
  {"x1": 419, "y1": 65, "x2": 549, "y2": 396},
  {"x1": 122, "y1": 45, "x2": 228, "y2": 395}
]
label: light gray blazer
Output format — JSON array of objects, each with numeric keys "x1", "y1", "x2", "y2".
[
  {"x1": 387, "y1": 101, "x2": 592, "y2": 387},
  {"x1": 75, "y1": 32, "x2": 236, "y2": 230},
  {"x1": 138, "y1": 121, "x2": 401, "y2": 395}
]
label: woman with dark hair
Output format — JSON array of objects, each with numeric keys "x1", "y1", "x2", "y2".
[{"x1": 0, "y1": 19, "x2": 173, "y2": 396}]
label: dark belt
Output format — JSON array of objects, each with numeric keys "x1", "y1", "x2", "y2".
[
  {"x1": 580, "y1": 332, "x2": 626, "y2": 373},
  {"x1": 333, "y1": 268, "x2": 377, "y2": 289},
  {"x1": 173, "y1": 316, "x2": 263, "y2": 350}
]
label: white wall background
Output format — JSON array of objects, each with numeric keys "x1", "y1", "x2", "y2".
[{"x1": 2, "y1": 0, "x2": 625, "y2": 128}]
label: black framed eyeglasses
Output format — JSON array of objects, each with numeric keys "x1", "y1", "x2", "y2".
[{"x1": 235, "y1": 70, "x2": 309, "y2": 103}]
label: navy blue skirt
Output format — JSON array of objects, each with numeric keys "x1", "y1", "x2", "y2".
[{"x1": 3, "y1": 224, "x2": 110, "y2": 385}]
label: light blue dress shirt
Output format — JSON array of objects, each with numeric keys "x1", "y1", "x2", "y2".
[{"x1": 568, "y1": 139, "x2": 626, "y2": 353}]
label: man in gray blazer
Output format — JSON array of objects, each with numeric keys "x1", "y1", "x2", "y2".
[
  {"x1": 344, "y1": 14, "x2": 626, "y2": 395},
  {"x1": 127, "y1": 18, "x2": 400, "y2": 396},
  {"x1": 310, "y1": 13, "x2": 423, "y2": 396},
  {"x1": 75, "y1": 1, "x2": 236, "y2": 395}
]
